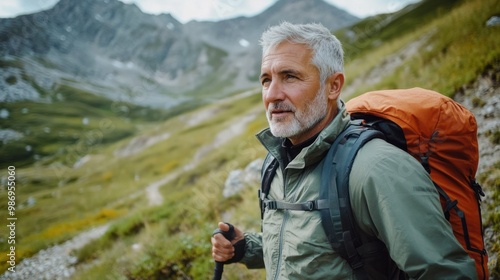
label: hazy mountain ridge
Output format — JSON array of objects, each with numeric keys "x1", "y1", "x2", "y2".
[
  {"x1": 0, "y1": 0, "x2": 359, "y2": 167},
  {"x1": 0, "y1": 0, "x2": 359, "y2": 108},
  {"x1": 184, "y1": 0, "x2": 358, "y2": 52}
]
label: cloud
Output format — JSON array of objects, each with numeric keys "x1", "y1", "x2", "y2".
[
  {"x1": 120, "y1": 0, "x2": 277, "y2": 23},
  {"x1": 0, "y1": 0, "x2": 277, "y2": 21},
  {"x1": 209, "y1": 0, "x2": 277, "y2": 20},
  {"x1": 119, "y1": 0, "x2": 420, "y2": 22},
  {"x1": 0, "y1": 2, "x2": 21, "y2": 18},
  {"x1": 0, "y1": 0, "x2": 420, "y2": 21},
  {"x1": 120, "y1": 0, "x2": 211, "y2": 20},
  {"x1": 0, "y1": 0, "x2": 58, "y2": 18},
  {"x1": 325, "y1": 0, "x2": 419, "y2": 17}
]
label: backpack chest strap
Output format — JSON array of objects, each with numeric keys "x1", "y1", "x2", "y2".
[{"x1": 263, "y1": 199, "x2": 329, "y2": 211}]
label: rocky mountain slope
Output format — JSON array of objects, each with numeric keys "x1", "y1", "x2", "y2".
[
  {"x1": 0, "y1": 0, "x2": 358, "y2": 108},
  {"x1": 0, "y1": 0, "x2": 359, "y2": 167}
]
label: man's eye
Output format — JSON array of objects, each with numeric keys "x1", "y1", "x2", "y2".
[
  {"x1": 261, "y1": 78, "x2": 270, "y2": 86},
  {"x1": 285, "y1": 74, "x2": 296, "y2": 80}
]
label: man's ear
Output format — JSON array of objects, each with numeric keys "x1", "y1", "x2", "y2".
[{"x1": 327, "y1": 72, "x2": 344, "y2": 101}]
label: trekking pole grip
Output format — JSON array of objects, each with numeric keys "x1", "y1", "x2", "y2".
[{"x1": 212, "y1": 223, "x2": 235, "y2": 280}]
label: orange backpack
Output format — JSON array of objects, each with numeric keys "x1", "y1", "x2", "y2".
[{"x1": 346, "y1": 87, "x2": 489, "y2": 279}]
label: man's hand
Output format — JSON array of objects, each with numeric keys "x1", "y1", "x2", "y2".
[{"x1": 211, "y1": 222, "x2": 245, "y2": 263}]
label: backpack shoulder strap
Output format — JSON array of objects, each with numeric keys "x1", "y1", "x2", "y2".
[
  {"x1": 259, "y1": 153, "x2": 279, "y2": 219},
  {"x1": 320, "y1": 123, "x2": 385, "y2": 279}
]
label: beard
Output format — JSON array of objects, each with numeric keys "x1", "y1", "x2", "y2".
[{"x1": 266, "y1": 86, "x2": 328, "y2": 138}]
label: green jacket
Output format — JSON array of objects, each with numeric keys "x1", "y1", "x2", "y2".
[{"x1": 241, "y1": 102, "x2": 476, "y2": 279}]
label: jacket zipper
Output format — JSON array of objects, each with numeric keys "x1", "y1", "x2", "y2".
[
  {"x1": 273, "y1": 210, "x2": 288, "y2": 280},
  {"x1": 273, "y1": 168, "x2": 288, "y2": 280}
]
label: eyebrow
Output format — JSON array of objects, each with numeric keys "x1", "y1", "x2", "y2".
[
  {"x1": 259, "y1": 69, "x2": 301, "y2": 80},
  {"x1": 280, "y1": 69, "x2": 300, "y2": 77}
]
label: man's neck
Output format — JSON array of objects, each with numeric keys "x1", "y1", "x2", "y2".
[{"x1": 282, "y1": 133, "x2": 319, "y2": 163}]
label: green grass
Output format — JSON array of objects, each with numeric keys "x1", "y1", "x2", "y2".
[
  {"x1": 478, "y1": 160, "x2": 500, "y2": 279},
  {"x1": 382, "y1": 0, "x2": 500, "y2": 95},
  {"x1": 0, "y1": 87, "x2": 266, "y2": 275},
  {"x1": 70, "y1": 91, "x2": 267, "y2": 279},
  {"x1": 0, "y1": 80, "x2": 176, "y2": 168},
  {"x1": 336, "y1": 0, "x2": 464, "y2": 60},
  {"x1": 339, "y1": 0, "x2": 500, "y2": 98}
]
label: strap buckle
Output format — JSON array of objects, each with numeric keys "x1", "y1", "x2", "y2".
[
  {"x1": 265, "y1": 200, "x2": 277, "y2": 210},
  {"x1": 304, "y1": 200, "x2": 315, "y2": 211}
]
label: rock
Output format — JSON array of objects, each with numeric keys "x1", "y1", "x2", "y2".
[
  {"x1": 223, "y1": 169, "x2": 244, "y2": 198},
  {"x1": 0, "y1": 129, "x2": 24, "y2": 144},
  {"x1": 486, "y1": 16, "x2": 500, "y2": 27},
  {"x1": 223, "y1": 158, "x2": 263, "y2": 198},
  {"x1": 0, "y1": 68, "x2": 41, "y2": 103}
]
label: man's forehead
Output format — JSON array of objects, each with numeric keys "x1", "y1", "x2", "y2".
[
  {"x1": 263, "y1": 41, "x2": 310, "y2": 56},
  {"x1": 261, "y1": 42, "x2": 313, "y2": 71}
]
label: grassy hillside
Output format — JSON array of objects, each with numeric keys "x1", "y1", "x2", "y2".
[
  {"x1": 0, "y1": 65, "x2": 174, "y2": 168},
  {"x1": 0, "y1": 88, "x2": 268, "y2": 277},
  {"x1": 337, "y1": 0, "x2": 500, "y2": 97},
  {"x1": 1, "y1": 0, "x2": 498, "y2": 278},
  {"x1": 335, "y1": 0, "x2": 463, "y2": 60}
]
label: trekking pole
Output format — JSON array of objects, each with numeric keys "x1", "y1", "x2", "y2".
[{"x1": 212, "y1": 223, "x2": 235, "y2": 280}]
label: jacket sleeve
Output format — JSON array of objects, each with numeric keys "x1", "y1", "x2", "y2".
[
  {"x1": 349, "y1": 139, "x2": 477, "y2": 279},
  {"x1": 239, "y1": 232, "x2": 265, "y2": 269}
]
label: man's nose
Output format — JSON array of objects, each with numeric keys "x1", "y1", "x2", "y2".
[{"x1": 264, "y1": 80, "x2": 285, "y2": 103}]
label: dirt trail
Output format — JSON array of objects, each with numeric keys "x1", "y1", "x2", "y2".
[
  {"x1": 0, "y1": 225, "x2": 109, "y2": 280},
  {"x1": 146, "y1": 105, "x2": 261, "y2": 206}
]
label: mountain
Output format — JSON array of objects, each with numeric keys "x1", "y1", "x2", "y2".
[
  {"x1": 0, "y1": 0, "x2": 359, "y2": 167},
  {"x1": 184, "y1": 0, "x2": 358, "y2": 53},
  {"x1": 6, "y1": 0, "x2": 473, "y2": 169},
  {"x1": 1, "y1": 0, "x2": 187, "y2": 108},
  {"x1": 0, "y1": 0, "x2": 359, "y2": 109},
  {"x1": 183, "y1": 0, "x2": 359, "y2": 92}
]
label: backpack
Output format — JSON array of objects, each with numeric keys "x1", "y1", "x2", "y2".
[{"x1": 259, "y1": 88, "x2": 488, "y2": 279}]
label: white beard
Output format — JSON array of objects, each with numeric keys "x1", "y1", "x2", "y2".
[{"x1": 267, "y1": 87, "x2": 328, "y2": 138}]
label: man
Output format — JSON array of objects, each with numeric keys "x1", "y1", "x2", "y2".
[{"x1": 211, "y1": 22, "x2": 476, "y2": 279}]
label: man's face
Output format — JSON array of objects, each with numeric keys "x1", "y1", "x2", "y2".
[{"x1": 260, "y1": 41, "x2": 329, "y2": 144}]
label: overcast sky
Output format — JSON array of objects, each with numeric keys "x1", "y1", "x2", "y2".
[{"x1": 0, "y1": 0, "x2": 420, "y2": 22}]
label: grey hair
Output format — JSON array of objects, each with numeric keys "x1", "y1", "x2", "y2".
[{"x1": 260, "y1": 22, "x2": 344, "y2": 84}]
